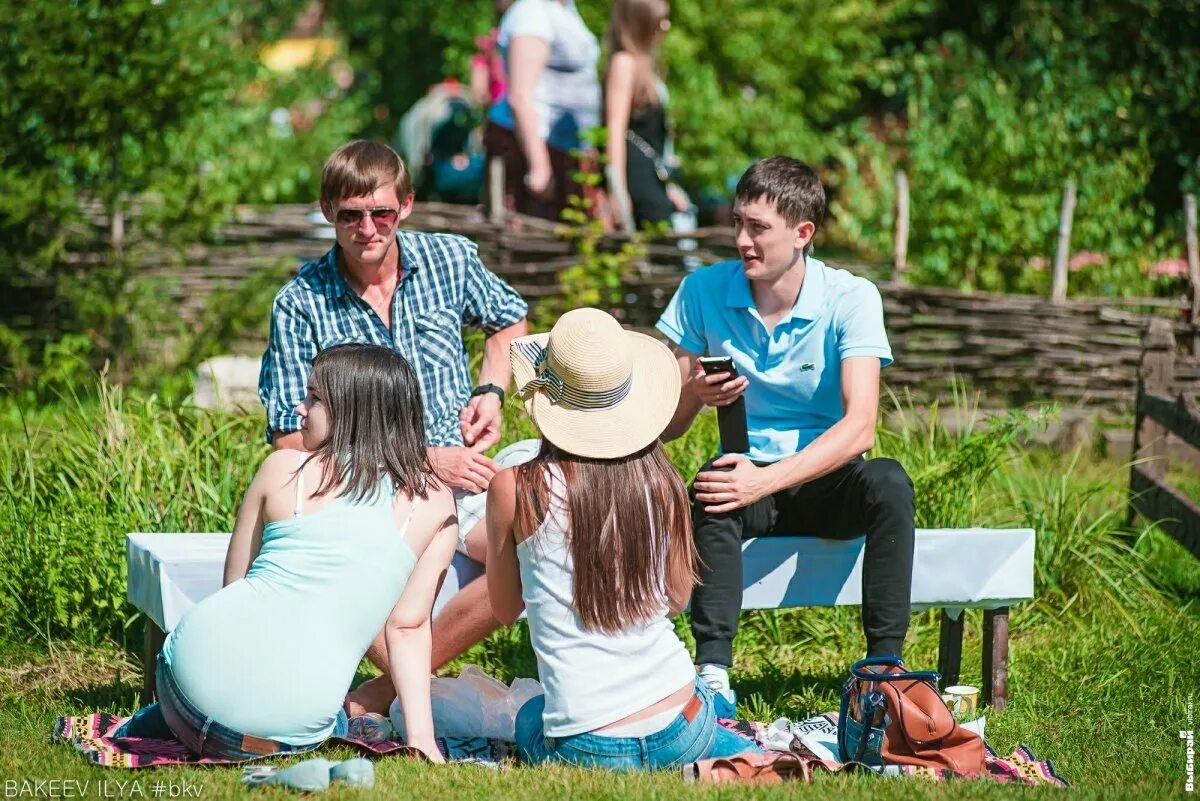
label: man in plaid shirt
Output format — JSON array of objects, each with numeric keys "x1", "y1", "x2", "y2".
[{"x1": 258, "y1": 140, "x2": 531, "y2": 714}]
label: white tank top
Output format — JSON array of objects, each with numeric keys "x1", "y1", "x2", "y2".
[{"x1": 515, "y1": 466, "x2": 696, "y2": 737}]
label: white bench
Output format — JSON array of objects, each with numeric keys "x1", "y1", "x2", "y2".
[{"x1": 127, "y1": 527, "x2": 1034, "y2": 710}]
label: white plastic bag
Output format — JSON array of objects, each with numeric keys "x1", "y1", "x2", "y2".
[{"x1": 389, "y1": 665, "x2": 542, "y2": 741}]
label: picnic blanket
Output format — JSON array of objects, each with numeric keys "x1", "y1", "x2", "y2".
[
  {"x1": 718, "y1": 713, "x2": 1069, "y2": 787},
  {"x1": 55, "y1": 711, "x2": 1065, "y2": 787},
  {"x1": 53, "y1": 713, "x2": 513, "y2": 769}
]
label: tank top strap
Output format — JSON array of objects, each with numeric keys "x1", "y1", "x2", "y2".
[{"x1": 293, "y1": 467, "x2": 306, "y2": 517}]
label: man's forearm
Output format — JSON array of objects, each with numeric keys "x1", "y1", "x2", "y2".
[
  {"x1": 761, "y1": 415, "x2": 876, "y2": 493},
  {"x1": 477, "y1": 319, "x2": 528, "y2": 389},
  {"x1": 661, "y1": 386, "x2": 704, "y2": 442},
  {"x1": 271, "y1": 430, "x2": 305, "y2": 451}
]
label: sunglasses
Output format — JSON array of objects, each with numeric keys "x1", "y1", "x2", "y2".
[{"x1": 333, "y1": 206, "x2": 400, "y2": 229}]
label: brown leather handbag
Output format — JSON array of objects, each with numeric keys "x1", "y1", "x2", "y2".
[{"x1": 838, "y1": 657, "x2": 985, "y2": 776}]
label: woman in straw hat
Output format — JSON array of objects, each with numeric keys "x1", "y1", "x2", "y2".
[{"x1": 485, "y1": 308, "x2": 760, "y2": 770}]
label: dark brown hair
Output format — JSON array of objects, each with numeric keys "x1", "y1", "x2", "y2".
[
  {"x1": 604, "y1": 0, "x2": 670, "y2": 110},
  {"x1": 735, "y1": 156, "x2": 826, "y2": 256},
  {"x1": 513, "y1": 439, "x2": 697, "y2": 633},
  {"x1": 320, "y1": 140, "x2": 413, "y2": 206},
  {"x1": 304, "y1": 343, "x2": 434, "y2": 502}
]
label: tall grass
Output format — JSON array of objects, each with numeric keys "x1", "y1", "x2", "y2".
[{"x1": 0, "y1": 376, "x2": 1181, "y2": 655}]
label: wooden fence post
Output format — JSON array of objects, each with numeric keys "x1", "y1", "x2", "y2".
[
  {"x1": 488, "y1": 157, "x2": 506, "y2": 226},
  {"x1": 1185, "y1": 193, "x2": 1199, "y2": 355},
  {"x1": 1132, "y1": 318, "x2": 1177, "y2": 484},
  {"x1": 1051, "y1": 180, "x2": 1077, "y2": 304},
  {"x1": 893, "y1": 169, "x2": 910, "y2": 283}
]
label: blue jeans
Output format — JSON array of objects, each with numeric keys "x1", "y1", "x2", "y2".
[
  {"x1": 113, "y1": 657, "x2": 348, "y2": 760},
  {"x1": 515, "y1": 678, "x2": 760, "y2": 771}
]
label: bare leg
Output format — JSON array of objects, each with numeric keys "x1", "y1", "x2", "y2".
[
  {"x1": 430, "y1": 518, "x2": 502, "y2": 668},
  {"x1": 344, "y1": 520, "x2": 500, "y2": 716},
  {"x1": 344, "y1": 630, "x2": 394, "y2": 716}
]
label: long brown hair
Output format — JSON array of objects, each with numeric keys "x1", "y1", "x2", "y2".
[
  {"x1": 604, "y1": 0, "x2": 669, "y2": 110},
  {"x1": 304, "y1": 344, "x2": 435, "y2": 502},
  {"x1": 514, "y1": 439, "x2": 698, "y2": 633}
]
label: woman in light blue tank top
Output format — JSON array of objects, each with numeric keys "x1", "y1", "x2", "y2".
[
  {"x1": 486, "y1": 309, "x2": 759, "y2": 772},
  {"x1": 114, "y1": 344, "x2": 459, "y2": 763}
]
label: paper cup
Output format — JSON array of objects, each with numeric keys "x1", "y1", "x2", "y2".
[{"x1": 943, "y1": 685, "x2": 979, "y2": 718}]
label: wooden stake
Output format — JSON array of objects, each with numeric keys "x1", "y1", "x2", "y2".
[
  {"x1": 488, "y1": 157, "x2": 505, "y2": 226},
  {"x1": 1051, "y1": 180, "x2": 1077, "y2": 304},
  {"x1": 1185, "y1": 194, "x2": 1198, "y2": 355},
  {"x1": 893, "y1": 169, "x2": 910, "y2": 282}
]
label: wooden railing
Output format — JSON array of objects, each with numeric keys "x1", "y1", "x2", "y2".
[{"x1": 1128, "y1": 318, "x2": 1200, "y2": 559}]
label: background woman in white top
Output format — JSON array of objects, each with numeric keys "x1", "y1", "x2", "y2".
[
  {"x1": 484, "y1": 0, "x2": 601, "y2": 220},
  {"x1": 485, "y1": 308, "x2": 759, "y2": 770}
]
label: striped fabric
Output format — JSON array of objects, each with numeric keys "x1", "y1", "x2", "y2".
[
  {"x1": 258, "y1": 231, "x2": 527, "y2": 444},
  {"x1": 513, "y1": 340, "x2": 633, "y2": 409}
]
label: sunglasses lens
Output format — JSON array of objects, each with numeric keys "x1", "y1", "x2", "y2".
[
  {"x1": 370, "y1": 208, "x2": 399, "y2": 228},
  {"x1": 335, "y1": 208, "x2": 365, "y2": 226}
]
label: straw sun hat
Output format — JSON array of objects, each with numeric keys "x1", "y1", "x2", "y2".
[{"x1": 510, "y1": 308, "x2": 681, "y2": 459}]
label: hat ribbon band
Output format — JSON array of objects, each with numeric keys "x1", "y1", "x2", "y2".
[{"x1": 515, "y1": 341, "x2": 633, "y2": 409}]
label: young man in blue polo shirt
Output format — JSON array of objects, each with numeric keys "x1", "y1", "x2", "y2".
[{"x1": 656, "y1": 156, "x2": 915, "y2": 711}]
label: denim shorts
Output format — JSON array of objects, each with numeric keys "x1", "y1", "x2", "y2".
[
  {"x1": 515, "y1": 677, "x2": 760, "y2": 771},
  {"x1": 115, "y1": 656, "x2": 347, "y2": 761}
]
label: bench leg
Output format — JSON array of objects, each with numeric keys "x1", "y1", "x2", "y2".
[
  {"x1": 937, "y1": 610, "x2": 964, "y2": 689},
  {"x1": 141, "y1": 621, "x2": 165, "y2": 706},
  {"x1": 981, "y1": 607, "x2": 1009, "y2": 711}
]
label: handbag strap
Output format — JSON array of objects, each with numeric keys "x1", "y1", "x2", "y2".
[{"x1": 850, "y1": 656, "x2": 940, "y2": 684}]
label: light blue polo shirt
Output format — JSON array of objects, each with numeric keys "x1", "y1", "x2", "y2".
[{"x1": 656, "y1": 257, "x2": 893, "y2": 463}]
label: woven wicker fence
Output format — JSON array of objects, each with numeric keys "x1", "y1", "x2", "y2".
[{"x1": 7, "y1": 202, "x2": 1198, "y2": 410}]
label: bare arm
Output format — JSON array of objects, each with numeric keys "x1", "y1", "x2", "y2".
[
  {"x1": 661, "y1": 345, "x2": 706, "y2": 442},
  {"x1": 477, "y1": 318, "x2": 528, "y2": 390},
  {"x1": 604, "y1": 53, "x2": 636, "y2": 232},
  {"x1": 271, "y1": 431, "x2": 305, "y2": 451},
  {"x1": 664, "y1": 543, "x2": 695, "y2": 617},
  {"x1": 506, "y1": 35, "x2": 552, "y2": 193},
  {"x1": 460, "y1": 318, "x2": 529, "y2": 451},
  {"x1": 384, "y1": 492, "x2": 458, "y2": 763},
  {"x1": 485, "y1": 468, "x2": 524, "y2": 625}
]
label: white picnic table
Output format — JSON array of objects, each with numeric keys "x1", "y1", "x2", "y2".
[{"x1": 127, "y1": 528, "x2": 1035, "y2": 708}]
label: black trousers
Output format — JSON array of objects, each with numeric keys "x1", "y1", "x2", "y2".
[{"x1": 690, "y1": 456, "x2": 916, "y2": 667}]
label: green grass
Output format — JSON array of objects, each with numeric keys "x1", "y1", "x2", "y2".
[{"x1": 1, "y1": 382, "x2": 1198, "y2": 796}]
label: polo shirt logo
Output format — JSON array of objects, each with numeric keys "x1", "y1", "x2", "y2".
[{"x1": 800, "y1": 363, "x2": 815, "y2": 372}]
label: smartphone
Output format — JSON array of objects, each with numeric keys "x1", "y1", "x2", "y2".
[
  {"x1": 696, "y1": 355, "x2": 749, "y2": 454},
  {"x1": 698, "y1": 355, "x2": 738, "y2": 378}
]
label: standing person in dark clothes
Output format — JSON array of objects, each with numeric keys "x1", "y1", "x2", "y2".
[{"x1": 603, "y1": 0, "x2": 689, "y2": 232}]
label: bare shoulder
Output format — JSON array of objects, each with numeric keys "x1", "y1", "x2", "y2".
[
  {"x1": 491, "y1": 465, "x2": 519, "y2": 495},
  {"x1": 609, "y1": 51, "x2": 636, "y2": 77},
  {"x1": 397, "y1": 479, "x2": 457, "y2": 557},
  {"x1": 255, "y1": 449, "x2": 305, "y2": 493}
]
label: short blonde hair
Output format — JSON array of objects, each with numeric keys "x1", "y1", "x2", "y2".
[{"x1": 320, "y1": 140, "x2": 413, "y2": 206}]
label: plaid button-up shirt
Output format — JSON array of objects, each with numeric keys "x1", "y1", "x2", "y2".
[{"x1": 258, "y1": 230, "x2": 528, "y2": 445}]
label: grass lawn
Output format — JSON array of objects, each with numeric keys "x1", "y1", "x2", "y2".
[
  {"x1": 2, "y1": 393, "x2": 1198, "y2": 797},
  {"x1": 2, "y1": 525, "x2": 1196, "y2": 799}
]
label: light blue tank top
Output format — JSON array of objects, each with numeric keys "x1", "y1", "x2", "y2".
[{"x1": 162, "y1": 473, "x2": 420, "y2": 746}]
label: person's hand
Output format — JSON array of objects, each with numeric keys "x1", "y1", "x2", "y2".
[
  {"x1": 430, "y1": 446, "x2": 498, "y2": 493},
  {"x1": 666, "y1": 183, "x2": 690, "y2": 213},
  {"x1": 693, "y1": 454, "x2": 776, "y2": 513},
  {"x1": 525, "y1": 162, "x2": 553, "y2": 197},
  {"x1": 409, "y1": 738, "x2": 445, "y2": 764},
  {"x1": 460, "y1": 393, "x2": 502, "y2": 452},
  {"x1": 692, "y1": 363, "x2": 749, "y2": 408}
]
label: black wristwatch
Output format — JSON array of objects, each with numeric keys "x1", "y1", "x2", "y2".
[{"x1": 470, "y1": 383, "x2": 506, "y2": 404}]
